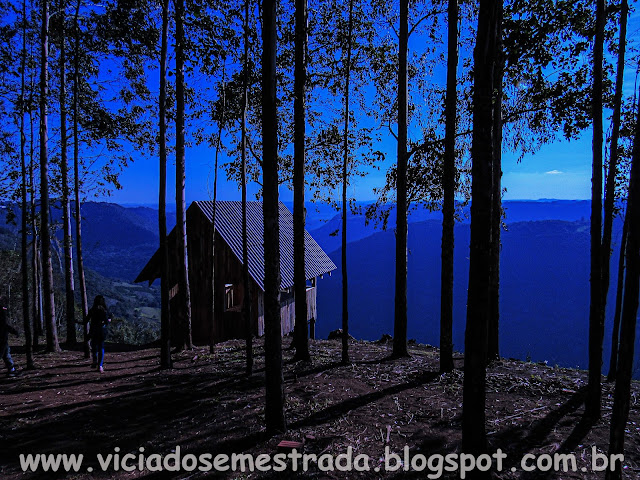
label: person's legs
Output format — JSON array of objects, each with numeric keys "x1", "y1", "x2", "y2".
[
  {"x1": 98, "y1": 341, "x2": 105, "y2": 370},
  {"x1": 1, "y1": 342, "x2": 15, "y2": 375},
  {"x1": 90, "y1": 338, "x2": 98, "y2": 367}
]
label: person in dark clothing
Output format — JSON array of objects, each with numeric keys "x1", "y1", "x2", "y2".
[
  {"x1": 84, "y1": 295, "x2": 111, "y2": 373},
  {"x1": 0, "y1": 300, "x2": 18, "y2": 377}
]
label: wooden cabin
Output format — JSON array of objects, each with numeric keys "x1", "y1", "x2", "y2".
[{"x1": 135, "y1": 201, "x2": 336, "y2": 345}]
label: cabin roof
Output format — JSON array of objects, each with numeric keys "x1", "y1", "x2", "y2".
[{"x1": 134, "y1": 201, "x2": 336, "y2": 291}]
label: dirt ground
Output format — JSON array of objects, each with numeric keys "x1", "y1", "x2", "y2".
[{"x1": 0, "y1": 338, "x2": 638, "y2": 479}]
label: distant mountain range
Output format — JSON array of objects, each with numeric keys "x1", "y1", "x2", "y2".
[
  {"x1": 1, "y1": 199, "x2": 636, "y2": 376},
  {"x1": 315, "y1": 218, "x2": 633, "y2": 373},
  {"x1": 307, "y1": 199, "x2": 637, "y2": 377},
  {"x1": 0, "y1": 201, "x2": 175, "y2": 282}
]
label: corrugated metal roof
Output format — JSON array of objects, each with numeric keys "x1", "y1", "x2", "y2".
[{"x1": 194, "y1": 201, "x2": 336, "y2": 291}]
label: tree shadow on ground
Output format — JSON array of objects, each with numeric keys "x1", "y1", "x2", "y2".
[
  {"x1": 2, "y1": 344, "x2": 444, "y2": 477},
  {"x1": 290, "y1": 371, "x2": 440, "y2": 430},
  {"x1": 490, "y1": 387, "x2": 593, "y2": 479}
]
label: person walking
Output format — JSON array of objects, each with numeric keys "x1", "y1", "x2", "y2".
[
  {"x1": 0, "y1": 299, "x2": 18, "y2": 377},
  {"x1": 84, "y1": 295, "x2": 111, "y2": 373}
]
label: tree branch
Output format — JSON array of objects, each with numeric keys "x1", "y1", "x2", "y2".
[
  {"x1": 408, "y1": 10, "x2": 446, "y2": 38},
  {"x1": 408, "y1": 128, "x2": 471, "y2": 159},
  {"x1": 388, "y1": 118, "x2": 398, "y2": 141},
  {"x1": 246, "y1": 135, "x2": 263, "y2": 167}
]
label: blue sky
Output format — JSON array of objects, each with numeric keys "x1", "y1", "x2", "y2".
[
  {"x1": 108, "y1": 127, "x2": 593, "y2": 206},
  {"x1": 106, "y1": 8, "x2": 639, "y2": 207}
]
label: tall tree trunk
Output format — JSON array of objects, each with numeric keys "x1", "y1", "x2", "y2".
[
  {"x1": 159, "y1": 0, "x2": 171, "y2": 369},
  {"x1": 73, "y1": 0, "x2": 88, "y2": 357},
  {"x1": 241, "y1": 0, "x2": 253, "y2": 375},
  {"x1": 607, "y1": 211, "x2": 628, "y2": 381},
  {"x1": 29, "y1": 106, "x2": 42, "y2": 348},
  {"x1": 293, "y1": 0, "x2": 310, "y2": 362},
  {"x1": 210, "y1": 64, "x2": 225, "y2": 354},
  {"x1": 440, "y1": 0, "x2": 457, "y2": 374},
  {"x1": 59, "y1": 0, "x2": 76, "y2": 346},
  {"x1": 29, "y1": 32, "x2": 42, "y2": 345},
  {"x1": 20, "y1": 0, "x2": 34, "y2": 369},
  {"x1": 393, "y1": 0, "x2": 409, "y2": 359},
  {"x1": 586, "y1": 0, "x2": 606, "y2": 420},
  {"x1": 40, "y1": 0, "x2": 60, "y2": 353},
  {"x1": 262, "y1": 0, "x2": 286, "y2": 434},
  {"x1": 601, "y1": 0, "x2": 628, "y2": 365},
  {"x1": 341, "y1": 0, "x2": 354, "y2": 365},
  {"x1": 28, "y1": 62, "x2": 42, "y2": 347},
  {"x1": 462, "y1": 0, "x2": 499, "y2": 468},
  {"x1": 35, "y1": 237, "x2": 44, "y2": 344},
  {"x1": 175, "y1": 0, "x2": 192, "y2": 350},
  {"x1": 605, "y1": 88, "x2": 640, "y2": 480},
  {"x1": 487, "y1": 9, "x2": 504, "y2": 363}
]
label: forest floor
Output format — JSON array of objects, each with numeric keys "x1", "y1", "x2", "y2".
[{"x1": 0, "y1": 338, "x2": 639, "y2": 479}]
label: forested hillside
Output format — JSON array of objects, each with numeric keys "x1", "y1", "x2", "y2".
[
  {"x1": 0, "y1": 202, "x2": 165, "y2": 344},
  {"x1": 315, "y1": 216, "x2": 639, "y2": 377},
  {"x1": 3, "y1": 200, "x2": 634, "y2": 373}
]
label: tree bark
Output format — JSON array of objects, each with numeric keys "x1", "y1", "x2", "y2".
[
  {"x1": 59, "y1": 0, "x2": 77, "y2": 346},
  {"x1": 393, "y1": 0, "x2": 409, "y2": 359},
  {"x1": 262, "y1": 0, "x2": 286, "y2": 434},
  {"x1": 440, "y1": 0, "x2": 457, "y2": 374},
  {"x1": 607, "y1": 211, "x2": 628, "y2": 382},
  {"x1": 211, "y1": 65, "x2": 225, "y2": 355},
  {"x1": 28, "y1": 61, "x2": 42, "y2": 347},
  {"x1": 20, "y1": 0, "x2": 34, "y2": 369},
  {"x1": 462, "y1": 0, "x2": 499, "y2": 468},
  {"x1": 241, "y1": 0, "x2": 253, "y2": 375},
  {"x1": 29, "y1": 106, "x2": 42, "y2": 349},
  {"x1": 40, "y1": 0, "x2": 60, "y2": 353},
  {"x1": 601, "y1": 0, "x2": 628, "y2": 374},
  {"x1": 73, "y1": 0, "x2": 89, "y2": 358},
  {"x1": 586, "y1": 0, "x2": 606, "y2": 420},
  {"x1": 487, "y1": 7, "x2": 504, "y2": 363},
  {"x1": 293, "y1": 0, "x2": 310, "y2": 362},
  {"x1": 605, "y1": 87, "x2": 640, "y2": 480},
  {"x1": 341, "y1": 0, "x2": 354, "y2": 365},
  {"x1": 175, "y1": 0, "x2": 192, "y2": 350},
  {"x1": 159, "y1": 0, "x2": 172, "y2": 369}
]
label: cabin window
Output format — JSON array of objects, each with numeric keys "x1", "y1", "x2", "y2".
[
  {"x1": 224, "y1": 284, "x2": 235, "y2": 311},
  {"x1": 280, "y1": 288, "x2": 294, "y2": 303}
]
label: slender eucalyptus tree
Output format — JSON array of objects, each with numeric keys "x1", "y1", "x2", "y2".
[
  {"x1": 606, "y1": 87, "x2": 640, "y2": 480},
  {"x1": 487, "y1": 2, "x2": 504, "y2": 363},
  {"x1": 210, "y1": 65, "x2": 225, "y2": 355},
  {"x1": 586, "y1": 0, "x2": 606, "y2": 420},
  {"x1": 73, "y1": 0, "x2": 89, "y2": 357},
  {"x1": 393, "y1": 0, "x2": 409, "y2": 359},
  {"x1": 175, "y1": 0, "x2": 192, "y2": 350},
  {"x1": 607, "y1": 211, "x2": 628, "y2": 381},
  {"x1": 262, "y1": 0, "x2": 286, "y2": 434},
  {"x1": 440, "y1": 0, "x2": 458, "y2": 373},
  {"x1": 30, "y1": 106, "x2": 42, "y2": 349},
  {"x1": 59, "y1": 0, "x2": 77, "y2": 346},
  {"x1": 602, "y1": 0, "x2": 629, "y2": 380},
  {"x1": 28, "y1": 39, "x2": 42, "y2": 347},
  {"x1": 293, "y1": 0, "x2": 310, "y2": 362},
  {"x1": 241, "y1": 0, "x2": 253, "y2": 375},
  {"x1": 20, "y1": 0, "x2": 34, "y2": 368},
  {"x1": 159, "y1": 0, "x2": 172, "y2": 369},
  {"x1": 341, "y1": 0, "x2": 354, "y2": 365},
  {"x1": 40, "y1": 0, "x2": 60, "y2": 353},
  {"x1": 462, "y1": 0, "x2": 500, "y2": 469}
]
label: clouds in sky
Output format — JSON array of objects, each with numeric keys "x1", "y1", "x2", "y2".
[{"x1": 545, "y1": 169, "x2": 564, "y2": 175}]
